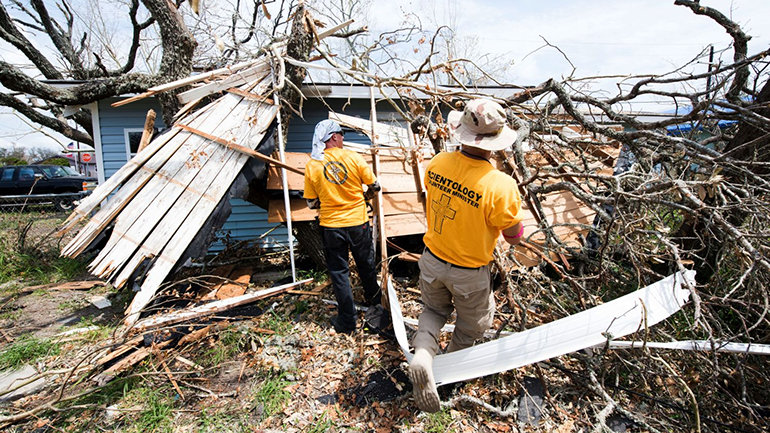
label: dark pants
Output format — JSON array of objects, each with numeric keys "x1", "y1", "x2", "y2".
[{"x1": 322, "y1": 221, "x2": 381, "y2": 329}]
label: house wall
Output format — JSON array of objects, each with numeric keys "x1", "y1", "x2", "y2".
[
  {"x1": 95, "y1": 95, "x2": 402, "y2": 253},
  {"x1": 97, "y1": 98, "x2": 166, "y2": 179},
  {"x1": 285, "y1": 98, "x2": 403, "y2": 151}
]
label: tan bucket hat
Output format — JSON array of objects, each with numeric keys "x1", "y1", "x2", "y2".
[{"x1": 447, "y1": 99, "x2": 518, "y2": 151}]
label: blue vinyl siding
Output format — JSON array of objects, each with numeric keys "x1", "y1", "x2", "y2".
[
  {"x1": 285, "y1": 98, "x2": 404, "y2": 153},
  {"x1": 209, "y1": 199, "x2": 289, "y2": 252},
  {"x1": 98, "y1": 98, "x2": 165, "y2": 179}
]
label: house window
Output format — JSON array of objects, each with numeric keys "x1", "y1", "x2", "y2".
[{"x1": 124, "y1": 128, "x2": 158, "y2": 159}]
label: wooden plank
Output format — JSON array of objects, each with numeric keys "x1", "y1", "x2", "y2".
[
  {"x1": 266, "y1": 152, "x2": 428, "y2": 192},
  {"x1": 131, "y1": 279, "x2": 311, "y2": 332},
  {"x1": 151, "y1": 58, "x2": 267, "y2": 93},
  {"x1": 330, "y1": 112, "x2": 410, "y2": 147},
  {"x1": 383, "y1": 212, "x2": 427, "y2": 237},
  {"x1": 89, "y1": 129, "x2": 226, "y2": 278},
  {"x1": 58, "y1": 124, "x2": 182, "y2": 237},
  {"x1": 317, "y1": 19, "x2": 354, "y2": 39},
  {"x1": 87, "y1": 93, "x2": 253, "y2": 277},
  {"x1": 177, "y1": 62, "x2": 270, "y2": 105},
  {"x1": 137, "y1": 109, "x2": 156, "y2": 153},
  {"x1": 111, "y1": 58, "x2": 267, "y2": 107},
  {"x1": 122, "y1": 102, "x2": 279, "y2": 326},
  {"x1": 177, "y1": 124, "x2": 303, "y2": 175},
  {"x1": 268, "y1": 198, "x2": 316, "y2": 222},
  {"x1": 113, "y1": 98, "x2": 278, "y2": 288},
  {"x1": 215, "y1": 267, "x2": 251, "y2": 300},
  {"x1": 61, "y1": 101, "x2": 223, "y2": 256},
  {"x1": 381, "y1": 192, "x2": 424, "y2": 215},
  {"x1": 226, "y1": 87, "x2": 275, "y2": 104},
  {"x1": 94, "y1": 336, "x2": 143, "y2": 367}
]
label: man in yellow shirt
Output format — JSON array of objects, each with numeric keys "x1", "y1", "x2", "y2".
[
  {"x1": 409, "y1": 99, "x2": 524, "y2": 412},
  {"x1": 304, "y1": 119, "x2": 382, "y2": 334}
]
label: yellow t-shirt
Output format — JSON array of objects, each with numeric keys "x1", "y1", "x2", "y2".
[
  {"x1": 303, "y1": 147, "x2": 377, "y2": 228},
  {"x1": 423, "y1": 151, "x2": 523, "y2": 267}
]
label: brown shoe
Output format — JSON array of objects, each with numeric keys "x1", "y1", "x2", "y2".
[{"x1": 408, "y1": 348, "x2": 440, "y2": 412}]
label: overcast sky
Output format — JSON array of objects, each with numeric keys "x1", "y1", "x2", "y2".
[
  {"x1": 2, "y1": 0, "x2": 769, "y2": 150},
  {"x1": 369, "y1": 0, "x2": 769, "y2": 84}
]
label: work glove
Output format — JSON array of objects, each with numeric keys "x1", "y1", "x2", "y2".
[{"x1": 364, "y1": 181, "x2": 381, "y2": 200}]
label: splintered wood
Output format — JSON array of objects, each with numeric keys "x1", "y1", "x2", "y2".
[{"x1": 60, "y1": 66, "x2": 279, "y2": 328}]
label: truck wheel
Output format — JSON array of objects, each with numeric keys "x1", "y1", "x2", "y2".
[{"x1": 54, "y1": 197, "x2": 74, "y2": 212}]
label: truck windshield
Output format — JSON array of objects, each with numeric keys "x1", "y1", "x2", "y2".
[
  {"x1": 61, "y1": 166, "x2": 81, "y2": 176},
  {"x1": 40, "y1": 166, "x2": 72, "y2": 178}
]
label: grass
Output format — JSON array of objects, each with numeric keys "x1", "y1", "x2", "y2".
[
  {"x1": 424, "y1": 408, "x2": 455, "y2": 433},
  {"x1": 260, "y1": 309, "x2": 294, "y2": 335},
  {"x1": 253, "y1": 372, "x2": 292, "y2": 420},
  {"x1": 197, "y1": 328, "x2": 245, "y2": 367},
  {"x1": 0, "y1": 211, "x2": 89, "y2": 285},
  {"x1": 68, "y1": 317, "x2": 115, "y2": 343},
  {"x1": 0, "y1": 334, "x2": 61, "y2": 371},
  {"x1": 128, "y1": 387, "x2": 174, "y2": 433},
  {"x1": 298, "y1": 268, "x2": 329, "y2": 286},
  {"x1": 196, "y1": 408, "x2": 252, "y2": 433}
]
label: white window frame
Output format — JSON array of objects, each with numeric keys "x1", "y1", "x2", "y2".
[{"x1": 123, "y1": 128, "x2": 145, "y2": 160}]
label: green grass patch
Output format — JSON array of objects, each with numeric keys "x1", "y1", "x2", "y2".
[
  {"x1": 253, "y1": 372, "x2": 292, "y2": 420},
  {"x1": 0, "y1": 212, "x2": 89, "y2": 285},
  {"x1": 195, "y1": 408, "x2": 251, "y2": 432},
  {"x1": 196, "y1": 327, "x2": 247, "y2": 367},
  {"x1": 298, "y1": 268, "x2": 329, "y2": 286},
  {"x1": 425, "y1": 408, "x2": 455, "y2": 433},
  {"x1": 128, "y1": 388, "x2": 174, "y2": 433},
  {"x1": 0, "y1": 334, "x2": 61, "y2": 370},
  {"x1": 260, "y1": 310, "x2": 293, "y2": 335}
]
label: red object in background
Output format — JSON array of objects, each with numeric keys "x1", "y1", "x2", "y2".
[{"x1": 82, "y1": 153, "x2": 92, "y2": 162}]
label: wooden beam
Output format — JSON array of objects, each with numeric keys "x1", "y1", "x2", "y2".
[
  {"x1": 226, "y1": 87, "x2": 275, "y2": 104},
  {"x1": 176, "y1": 123, "x2": 304, "y2": 175},
  {"x1": 317, "y1": 19, "x2": 355, "y2": 40},
  {"x1": 177, "y1": 62, "x2": 270, "y2": 105},
  {"x1": 110, "y1": 58, "x2": 268, "y2": 107},
  {"x1": 137, "y1": 109, "x2": 156, "y2": 153},
  {"x1": 131, "y1": 279, "x2": 311, "y2": 332}
]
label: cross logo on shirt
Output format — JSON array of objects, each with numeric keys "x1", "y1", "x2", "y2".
[
  {"x1": 323, "y1": 161, "x2": 348, "y2": 185},
  {"x1": 431, "y1": 193, "x2": 456, "y2": 234}
]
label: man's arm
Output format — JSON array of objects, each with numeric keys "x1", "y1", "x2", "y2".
[{"x1": 502, "y1": 222, "x2": 524, "y2": 245}]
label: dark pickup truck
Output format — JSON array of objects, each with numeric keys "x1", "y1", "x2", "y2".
[{"x1": 0, "y1": 165, "x2": 96, "y2": 211}]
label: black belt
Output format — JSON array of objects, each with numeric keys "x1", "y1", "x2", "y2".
[{"x1": 424, "y1": 247, "x2": 483, "y2": 270}]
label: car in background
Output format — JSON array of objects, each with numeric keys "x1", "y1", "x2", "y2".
[{"x1": 0, "y1": 165, "x2": 96, "y2": 211}]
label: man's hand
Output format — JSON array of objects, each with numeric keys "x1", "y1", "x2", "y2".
[
  {"x1": 364, "y1": 181, "x2": 381, "y2": 200},
  {"x1": 306, "y1": 198, "x2": 320, "y2": 209}
]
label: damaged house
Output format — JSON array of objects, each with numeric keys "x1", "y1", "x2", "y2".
[
  {"x1": 59, "y1": 46, "x2": 629, "y2": 313},
  {"x1": 52, "y1": 45, "x2": 705, "y2": 387},
  {"x1": 57, "y1": 64, "x2": 623, "y2": 326},
  {"x1": 44, "y1": 40, "x2": 729, "y2": 399}
]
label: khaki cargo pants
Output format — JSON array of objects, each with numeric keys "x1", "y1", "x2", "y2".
[{"x1": 412, "y1": 251, "x2": 494, "y2": 356}]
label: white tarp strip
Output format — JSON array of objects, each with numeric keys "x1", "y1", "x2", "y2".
[
  {"x1": 399, "y1": 317, "x2": 770, "y2": 356},
  {"x1": 388, "y1": 270, "x2": 696, "y2": 386},
  {"x1": 607, "y1": 340, "x2": 770, "y2": 355}
]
